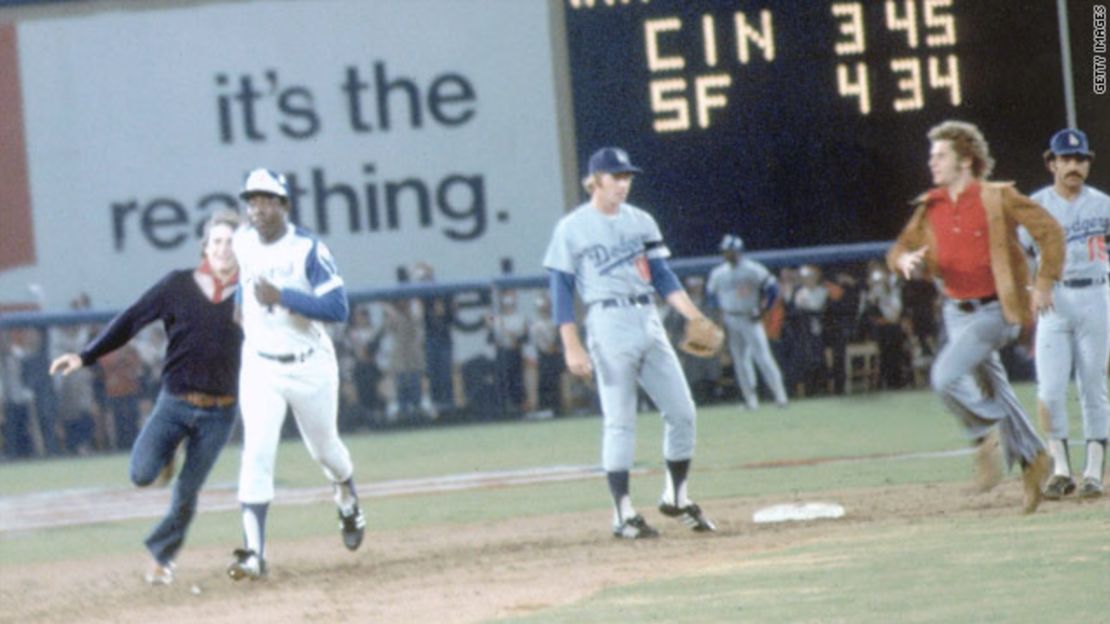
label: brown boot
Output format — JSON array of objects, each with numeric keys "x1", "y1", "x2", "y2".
[
  {"x1": 1021, "y1": 451, "x2": 1052, "y2": 514},
  {"x1": 973, "y1": 429, "x2": 1002, "y2": 493}
]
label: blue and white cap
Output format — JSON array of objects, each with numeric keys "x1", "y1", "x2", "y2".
[
  {"x1": 719, "y1": 234, "x2": 744, "y2": 252},
  {"x1": 1047, "y1": 128, "x2": 1093, "y2": 158},
  {"x1": 239, "y1": 168, "x2": 289, "y2": 200},
  {"x1": 587, "y1": 147, "x2": 643, "y2": 175}
]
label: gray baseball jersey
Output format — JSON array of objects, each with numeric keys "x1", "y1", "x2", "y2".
[
  {"x1": 706, "y1": 259, "x2": 787, "y2": 408},
  {"x1": 1026, "y1": 185, "x2": 1110, "y2": 442},
  {"x1": 543, "y1": 201, "x2": 695, "y2": 472}
]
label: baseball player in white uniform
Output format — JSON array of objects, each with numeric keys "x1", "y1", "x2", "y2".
[
  {"x1": 543, "y1": 147, "x2": 715, "y2": 538},
  {"x1": 227, "y1": 168, "x2": 365, "y2": 580},
  {"x1": 1023, "y1": 129, "x2": 1110, "y2": 499},
  {"x1": 706, "y1": 234, "x2": 789, "y2": 410}
]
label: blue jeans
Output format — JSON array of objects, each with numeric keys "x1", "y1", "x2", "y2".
[{"x1": 130, "y1": 390, "x2": 236, "y2": 565}]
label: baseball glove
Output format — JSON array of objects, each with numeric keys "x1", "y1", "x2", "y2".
[{"x1": 679, "y1": 317, "x2": 724, "y2": 358}]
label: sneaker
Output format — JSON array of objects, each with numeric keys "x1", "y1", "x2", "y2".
[
  {"x1": 144, "y1": 561, "x2": 175, "y2": 586},
  {"x1": 659, "y1": 501, "x2": 717, "y2": 532},
  {"x1": 1077, "y1": 477, "x2": 1104, "y2": 499},
  {"x1": 339, "y1": 504, "x2": 365, "y2": 551},
  {"x1": 1020, "y1": 451, "x2": 1052, "y2": 514},
  {"x1": 973, "y1": 430, "x2": 1003, "y2": 493},
  {"x1": 612, "y1": 514, "x2": 660, "y2": 539},
  {"x1": 227, "y1": 548, "x2": 266, "y2": 581},
  {"x1": 1042, "y1": 474, "x2": 1076, "y2": 500}
]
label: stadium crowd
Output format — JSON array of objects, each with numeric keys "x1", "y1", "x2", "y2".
[{"x1": 1, "y1": 258, "x2": 1040, "y2": 461}]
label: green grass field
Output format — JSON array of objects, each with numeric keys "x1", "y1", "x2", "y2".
[{"x1": 2, "y1": 382, "x2": 1107, "y2": 623}]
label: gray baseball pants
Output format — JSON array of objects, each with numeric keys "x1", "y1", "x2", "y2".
[{"x1": 931, "y1": 300, "x2": 1045, "y2": 468}]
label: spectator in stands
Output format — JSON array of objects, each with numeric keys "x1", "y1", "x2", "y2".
[
  {"x1": 773, "y1": 267, "x2": 801, "y2": 395},
  {"x1": 413, "y1": 262, "x2": 456, "y2": 418},
  {"x1": 900, "y1": 275, "x2": 940, "y2": 359},
  {"x1": 486, "y1": 290, "x2": 528, "y2": 416},
  {"x1": 346, "y1": 304, "x2": 385, "y2": 426},
  {"x1": 528, "y1": 292, "x2": 564, "y2": 416},
  {"x1": 791, "y1": 264, "x2": 830, "y2": 395},
  {"x1": 861, "y1": 264, "x2": 909, "y2": 389},
  {"x1": 1, "y1": 330, "x2": 36, "y2": 458},
  {"x1": 19, "y1": 328, "x2": 61, "y2": 455},
  {"x1": 383, "y1": 298, "x2": 427, "y2": 421},
  {"x1": 99, "y1": 341, "x2": 145, "y2": 450},
  {"x1": 823, "y1": 269, "x2": 864, "y2": 395},
  {"x1": 52, "y1": 312, "x2": 97, "y2": 455}
]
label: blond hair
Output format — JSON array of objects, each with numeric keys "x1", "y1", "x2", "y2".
[
  {"x1": 199, "y1": 208, "x2": 242, "y2": 256},
  {"x1": 927, "y1": 120, "x2": 995, "y2": 179}
]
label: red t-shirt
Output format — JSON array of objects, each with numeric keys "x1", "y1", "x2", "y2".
[{"x1": 925, "y1": 182, "x2": 997, "y2": 300}]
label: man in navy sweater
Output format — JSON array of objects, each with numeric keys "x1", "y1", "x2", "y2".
[{"x1": 50, "y1": 210, "x2": 243, "y2": 585}]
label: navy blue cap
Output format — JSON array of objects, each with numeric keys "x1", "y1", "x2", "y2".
[
  {"x1": 588, "y1": 147, "x2": 642, "y2": 175},
  {"x1": 719, "y1": 234, "x2": 744, "y2": 252},
  {"x1": 1047, "y1": 129, "x2": 1093, "y2": 158}
]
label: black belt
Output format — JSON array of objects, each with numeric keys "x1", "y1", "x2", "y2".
[
  {"x1": 954, "y1": 294, "x2": 998, "y2": 313},
  {"x1": 1061, "y1": 276, "x2": 1108, "y2": 288},
  {"x1": 258, "y1": 348, "x2": 314, "y2": 364},
  {"x1": 598, "y1": 294, "x2": 652, "y2": 308}
]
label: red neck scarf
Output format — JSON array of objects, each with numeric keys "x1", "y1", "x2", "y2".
[{"x1": 197, "y1": 259, "x2": 239, "y2": 303}]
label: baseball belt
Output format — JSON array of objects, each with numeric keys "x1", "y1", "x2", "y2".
[
  {"x1": 258, "y1": 348, "x2": 315, "y2": 364},
  {"x1": 1060, "y1": 276, "x2": 1108, "y2": 288},
  {"x1": 597, "y1": 294, "x2": 652, "y2": 309}
]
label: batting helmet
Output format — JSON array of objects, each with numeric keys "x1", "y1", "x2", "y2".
[
  {"x1": 719, "y1": 234, "x2": 744, "y2": 252},
  {"x1": 239, "y1": 168, "x2": 289, "y2": 200}
]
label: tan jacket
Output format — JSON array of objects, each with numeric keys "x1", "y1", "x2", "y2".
[{"x1": 886, "y1": 181, "x2": 1064, "y2": 326}]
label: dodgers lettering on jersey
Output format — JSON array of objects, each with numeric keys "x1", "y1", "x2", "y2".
[
  {"x1": 706, "y1": 258, "x2": 772, "y2": 315},
  {"x1": 1026, "y1": 185, "x2": 1110, "y2": 278},
  {"x1": 233, "y1": 224, "x2": 343, "y2": 354},
  {"x1": 542, "y1": 202, "x2": 667, "y2": 304}
]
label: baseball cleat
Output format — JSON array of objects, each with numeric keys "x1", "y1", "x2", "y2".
[
  {"x1": 658, "y1": 501, "x2": 717, "y2": 532},
  {"x1": 1077, "y1": 477, "x2": 1104, "y2": 499},
  {"x1": 1020, "y1": 451, "x2": 1051, "y2": 514},
  {"x1": 144, "y1": 561, "x2": 175, "y2": 586},
  {"x1": 339, "y1": 504, "x2": 366, "y2": 551},
  {"x1": 1041, "y1": 474, "x2": 1076, "y2": 500},
  {"x1": 227, "y1": 548, "x2": 266, "y2": 581},
  {"x1": 612, "y1": 514, "x2": 660, "y2": 539}
]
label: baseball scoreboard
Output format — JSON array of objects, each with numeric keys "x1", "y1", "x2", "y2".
[{"x1": 564, "y1": 0, "x2": 1068, "y2": 255}]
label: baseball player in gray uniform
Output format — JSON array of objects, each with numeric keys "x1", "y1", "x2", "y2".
[
  {"x1": 706, "y1": 234, "x2": 789, "y2": 410},
  {"x1": 227, "y1": 168, "x2": 364, "y2": 580},
  {"x1": 543, "y1": 147, "x2": 716, "y2": 538},
  {"x1": 1023, "y1": 129, "x2": 1109, "y2": 499}
]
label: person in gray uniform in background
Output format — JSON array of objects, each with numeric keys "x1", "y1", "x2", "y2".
[
  {"x1": 543, "y1": 147, "x2": 716, "y2": 539},
  {"x1": 706, "y1": 234, "x2": 789, "y2": 410},
  {"x1": 1022, "y1": 128, "x2": 1110, "y2": 499}
]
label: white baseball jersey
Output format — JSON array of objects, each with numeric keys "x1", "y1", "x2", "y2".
[
  {"x1": 233, "y1": 224, "x2": 343, "y2": 356},
  {"x1": 542, "y1": 201, "x2": 667, "y2": 304}
]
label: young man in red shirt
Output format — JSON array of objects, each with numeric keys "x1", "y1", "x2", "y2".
[{"x1": 888, "y1": 120, "x2": 1064, "y2": 514}]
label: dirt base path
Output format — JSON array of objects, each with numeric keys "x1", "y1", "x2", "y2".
[{"x1": 5, "y1": 476, "x2": 1103, "y2": 624}]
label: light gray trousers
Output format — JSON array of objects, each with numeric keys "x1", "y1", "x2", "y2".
[{"x1": 930, "y1": 300, "x2": 1045, "y2": 469}]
